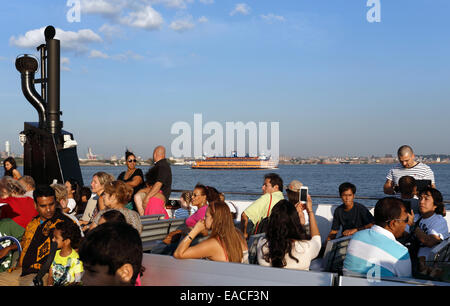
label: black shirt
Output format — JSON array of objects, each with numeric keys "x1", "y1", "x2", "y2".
[
  {"x1": 148, "y1": 158, "x2": 172, "y2": 201},
  {"x1": 118, "y1": 168, "x2": 145, "y2": 198},
  {"x1": 331, "y1": 202, "x2": 375, "y2": 232}
]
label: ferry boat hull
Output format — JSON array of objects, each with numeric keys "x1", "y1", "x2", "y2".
[{"x1": 191, "y1": 157, "x2": 278, "y2": 170}]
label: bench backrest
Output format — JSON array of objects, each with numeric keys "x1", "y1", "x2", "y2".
[
  {"x1": 140, "y1": 218, "x2": 186, "y2": 243},
  {"x1": 321, "y1": 236, "x2": 352, "y2": 273},
  {"x1": 140, "y1": 214, "x2": 166, "y2": 221}
]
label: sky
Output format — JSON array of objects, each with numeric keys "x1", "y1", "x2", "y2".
[{"x1": 0, "y1": 0, "x2": 449, "y2": 159}]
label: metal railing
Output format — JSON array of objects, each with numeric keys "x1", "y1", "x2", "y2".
[{"x1": 171, "y1": 189, "x2": 450, "y2": 205}]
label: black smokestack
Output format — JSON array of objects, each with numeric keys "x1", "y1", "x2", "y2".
[{"x1": 45, "y1": 26, "x2": 62, "y2": 135}]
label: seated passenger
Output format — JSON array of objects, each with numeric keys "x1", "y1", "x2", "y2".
[
  {"x1": 173, "y1": 201, "x2": 248, "y2": 263},
  {"x1": 18, "y1": 185, "x2": 76, "y2": 280},
  {"x1": 326, "y1": 182, "x2": 374, "y2": 242},
  {"x1": 398, "y1": 176, "x2": 419, "y2": 215},
  {"x1": 134, "y1": 171, "x2": 168, "y2": 219},
  {"x1": 257, "y1": 197, "x2": 321, "y2": 270},
  {"x1": 79, "y1": 222, "x2": 143, "y2": 286},
  {"x1": 412, "y1": 187, "x2": 449, "y2": 275},
  {"x1": 240, "y1": 173, "x2": 284, "y2": 239},
  {"x1": 344, "y1": 197, "x2": 412, "y2": 278},
  {"x1": 185, "y1": 184, "x2": 219, "y2": 229},
  {"x1": 174, "y1": 191, "x2": 193, "y2": 219},
  {"x1": 90, "y1": 181, "x2": 142, "y2": 234},
  {"x1": 285, "y1": 180, "x2": 310, "y2": 227}
]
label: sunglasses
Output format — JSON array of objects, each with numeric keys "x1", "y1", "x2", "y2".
[
  {"x1": 388, "y1": 216, "x2": 409, "y2": 224},
  {"x1": 128, "y1": 159, "x2": 137, "y2": 163},
  {"x1": 192, "y1": 193, "x2": 204, "y2": 198}
]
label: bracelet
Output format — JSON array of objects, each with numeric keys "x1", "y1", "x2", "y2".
[
  {"x1": 187, "y1": 235, "x2": 193, "y2": 240},
  {"x1": 306, "y1": 210, "x2": 314, "y2": 214}
]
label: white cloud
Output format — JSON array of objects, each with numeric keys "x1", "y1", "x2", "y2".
[
  {"x1": 80, "y1": 0, "x2": 124, "y2": 16},
  {"x1": 120, "y1": 6, "x2": 164, "y2": 30},
  {"x1": 9, "y1": 27, "x2": 102, "y2": 53},
  {"x1": 89, "y1": 49, "x2": 110, "y2": 59},
  {"x1": 260, "y1": 14, "x2": 286, "y2": 23},
  {"x1": 199, "y1": 0, "x2": 214, "y2": 4},
  {"x1": 198, "y1": 16, "x2": 208, "y2": 23},
  {"x1": 89, "y1": 49, "x2": 144, "y2": 61},
  {"x1": 170, "y1": 15, "x2": 195, "y2": 32},
  {"x1": 162, "y1": 0, "x2": 194, "y2": 9},
  {"x1": 61, "y1": 57, "x2": 71, "y2": 71},
  {"x1": 0, "y1": 56, "x2": 7, "y2": 61},
  {"x1": 230, "y1": 3, "x2": 251, "y2": 16},
  {"x1": 99, "y1": 23, "x2": 125, "y2": 40}
]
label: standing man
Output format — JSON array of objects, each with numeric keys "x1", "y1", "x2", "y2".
[
  {"x1": 383, "y1": 145, "x2": 435, "y2": 195},
  {"x1": 240, "y1": 173, "x2": 284, "y2": 239},
  {"x1": 143, "y1": 145, "x2": 172, "y2": 204}
]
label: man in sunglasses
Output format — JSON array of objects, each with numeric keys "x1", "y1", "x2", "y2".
[{"x1": 344, "y1": 197, "x2": 412, "y2": 279}]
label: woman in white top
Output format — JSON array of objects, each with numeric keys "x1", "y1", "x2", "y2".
[{"x1": 257, "y1": 196, "x2": 321, "y2": 270}]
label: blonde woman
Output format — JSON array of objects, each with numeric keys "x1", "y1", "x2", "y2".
[{"x1": 79, "y1": 172, "x2": 114, "y2": 229}]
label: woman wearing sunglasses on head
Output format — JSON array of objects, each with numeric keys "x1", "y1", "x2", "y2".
[{"x1": 117, "y1": 150, "x2": 145, "y2": 212}]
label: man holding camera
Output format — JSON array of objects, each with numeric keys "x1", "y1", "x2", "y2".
[{"x1": 383, "y1": 145, "x2": 435, "y2": 195}]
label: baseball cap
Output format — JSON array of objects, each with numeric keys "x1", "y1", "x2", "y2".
[{"x1": 286, "y1": 180, "x2": 303, "y2": 192}]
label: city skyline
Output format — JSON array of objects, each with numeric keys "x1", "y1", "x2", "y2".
[{"x1": 1, "y1": 1, "x2": 450, "y2": 159}]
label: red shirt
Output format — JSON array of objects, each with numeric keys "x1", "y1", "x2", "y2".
[{"x1": 0, "y1": 196, "x2": 38, "y2": 229}]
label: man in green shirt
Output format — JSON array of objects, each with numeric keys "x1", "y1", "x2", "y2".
[{"x1": 240, "y1": 173, "x2": 284, "y2": 239}]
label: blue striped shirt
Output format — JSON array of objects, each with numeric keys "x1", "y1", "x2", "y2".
[{"x1": 344, "y1": 225, "x2": 412, "y2": 278}]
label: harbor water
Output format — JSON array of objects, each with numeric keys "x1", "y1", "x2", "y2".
[{"x1": 10, "y1": 163, "x2": 450, "y2": 205}]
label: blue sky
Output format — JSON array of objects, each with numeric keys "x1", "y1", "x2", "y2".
[{"x1": 1, "y1": 0, "x2": 449, "y2": 159}]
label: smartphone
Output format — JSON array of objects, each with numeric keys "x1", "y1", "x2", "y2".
[{"x1": 300, "y1": 186, "x2": 308, "y2": 204}]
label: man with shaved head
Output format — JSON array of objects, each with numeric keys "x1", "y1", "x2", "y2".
[
  {"x1": 383, "y1": 145, "x2": 435, "y2": 195},
  {"x1": 143, "y1": 145, "x2": 172, "y2": 204}
]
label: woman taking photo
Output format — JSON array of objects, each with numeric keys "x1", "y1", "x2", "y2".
[
  {"x1": 3, "y1": 157, "x2": 21, "y2": 180},
  {"x1": 257, "y1": 196, "x2": 321, "y2": 270},
  {"x1": 118, "y1": 151, "x2": 145, "y2": 211},
  {"x1": 174, "y1": 201, "x2": 248, "y2": 263}
]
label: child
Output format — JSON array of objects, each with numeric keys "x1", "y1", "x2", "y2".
[
  {"x1": 174, "y1": 191, "x2": 193, "y2": 219},
  {"x1": 79, "y1": 222, "x2": 143, "y2": 286},
  {"x1": 47, "y1": 221, "x2": 83, "y2": 286}
]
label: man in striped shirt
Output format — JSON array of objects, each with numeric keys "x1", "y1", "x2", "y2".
[
  {"x1": 383, "y1": 145, "x2": 435, "y2": 195},
  {"x1": 343, "y1": 197, "x2": 412, "y2": 278}
]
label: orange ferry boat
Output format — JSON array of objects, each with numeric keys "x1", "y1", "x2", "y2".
[{"x1": 191, "y1": 153, "x2": 278, "y2": 169}]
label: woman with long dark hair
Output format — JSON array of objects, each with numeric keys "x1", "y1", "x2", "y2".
[
  {"x1": 257, "y1": 196, "x2": 321, "y2": 270},
  {"x1": 3, "y1": 157, "x2": 21, "y2": 180},
  {"x1": 174, "y1": 201, "x2": 248, "y2": 263}
]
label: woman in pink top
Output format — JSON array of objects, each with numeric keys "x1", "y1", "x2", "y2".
[{"x1": 144, "y1": 190, "x2": 168, "y2": 219}]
